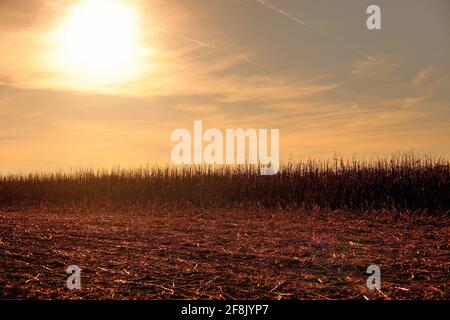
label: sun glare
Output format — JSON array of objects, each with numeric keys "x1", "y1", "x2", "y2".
[{"x1": 57, "y1": 0, "x2": 148, "y2": 85}]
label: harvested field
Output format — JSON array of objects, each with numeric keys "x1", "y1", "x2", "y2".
[{"x1": 0, "y1": 207, "x2": 448, "y2": 300}]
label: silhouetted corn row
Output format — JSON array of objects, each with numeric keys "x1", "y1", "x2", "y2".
[{"x1": 0, "y1": 155, "x2": 448, "y2": 212}]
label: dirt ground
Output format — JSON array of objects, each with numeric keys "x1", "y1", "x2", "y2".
[{"x1": 0, "y1": 206, "x2": 448, "y2": 299}]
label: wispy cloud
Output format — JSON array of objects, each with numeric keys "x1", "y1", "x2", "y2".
[
  {"x1": 351, "y1": 56, "x2": 396, "y2": 79},
  {"x1": 411, "y1": 66, "x2": 436, "y2": 87}
]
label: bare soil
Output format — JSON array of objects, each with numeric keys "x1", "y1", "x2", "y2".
[{"x1": 0, "y1": 207, "x2": 448, "y2": 299}]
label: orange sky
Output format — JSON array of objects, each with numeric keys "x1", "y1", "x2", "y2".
[{"x1": 0, "y1": 0, "x2": 449, "y2": 173}]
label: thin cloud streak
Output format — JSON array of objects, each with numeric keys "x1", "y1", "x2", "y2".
[
  {"x1": 140, "y1": 24, "x2": 271, "y2": 72},
  {"x1": 250, "y1": 0, "x2": 374, "y2": 61},
  {"x1": 152, "y1": 26, "x2": 217, "y2": 49},
  {"x1": 255, "y1": 0, "x2": 305, "y2": 25}
]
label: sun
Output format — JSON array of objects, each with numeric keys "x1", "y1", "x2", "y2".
[{"x1": 57, "y1": 0, "x2": 148, "y2": 85}]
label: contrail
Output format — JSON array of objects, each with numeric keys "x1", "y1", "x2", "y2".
[
  {"x1": 248, "y1": 0, "x2": 376, "y2": 61},
  {"x1": 176, "y1": 34, "x2": 216, "y2": 49},
  {"x1": 233, "y1": 0, "x2": 283, "y2": 23},
  {"x1": 255, "y1": 0, "x2": 305, "y2": 25},
  {"x1": 151, "y1": 25, "x2": 271, "y2": 71},
  {"x1": 252, "y1": 0, "x2": 325, "y2": 34},
  {"x1": 151, "y1": 26, "x2": 216, "y2": 49}
]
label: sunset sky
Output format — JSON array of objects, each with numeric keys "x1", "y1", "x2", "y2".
[{"x1": 1, "y1": 0, "x2": 449, "y2": 173}]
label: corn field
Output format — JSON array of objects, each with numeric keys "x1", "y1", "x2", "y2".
[{"x1": 0, "y1": 155, "x2": 448, "y2": 212}]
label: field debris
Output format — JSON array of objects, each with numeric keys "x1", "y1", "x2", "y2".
[{"x1": 0, "y1": 207, "x2": 448, "y2": 299}]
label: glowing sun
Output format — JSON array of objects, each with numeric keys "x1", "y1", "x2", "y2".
[{"x1": 57, "y1": 0, "x2": 148, "y2": 84}]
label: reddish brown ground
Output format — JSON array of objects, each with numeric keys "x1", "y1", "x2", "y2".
[{"x1": 0, "y1": 207, "x2": 448, "y2": 299}]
